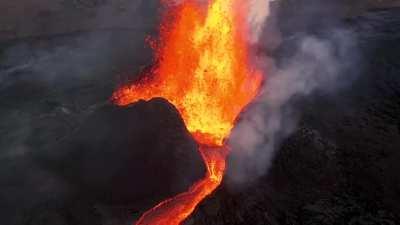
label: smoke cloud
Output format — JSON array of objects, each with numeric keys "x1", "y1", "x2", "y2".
[
  {"x1": 247, "y1": 0, "x2": 272, "y2": 43},
  {"x1": 227, "y1": 0, "x2": 360, "y2": 186}
]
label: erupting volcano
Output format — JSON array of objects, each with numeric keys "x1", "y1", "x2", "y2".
[{"x1": 112, "y1": 0, "x2": 263, "y2": 224}]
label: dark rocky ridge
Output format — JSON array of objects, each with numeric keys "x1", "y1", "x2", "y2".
[
  {"x1": 38, "y1": 98, "x2": 205, "y2": 206},
  {"x1": 0, "y1": 95, "x2": 205, "y2": 225}
]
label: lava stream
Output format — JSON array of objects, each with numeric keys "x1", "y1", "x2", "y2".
[
  {"x1": 112, "y1": 0, "x2": 263, "y2": 224},
  {"x1": 135, "y1": 146, "x2": 228, "y2": 225}
]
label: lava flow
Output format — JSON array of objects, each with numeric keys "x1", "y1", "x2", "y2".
[{"x1": 112, "y1": 0, "x2": 263, "y2": 224}]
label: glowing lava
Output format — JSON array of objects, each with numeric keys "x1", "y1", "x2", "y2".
[{"x1": 112, "y1": 0, "x2": 263, "y2": 224}]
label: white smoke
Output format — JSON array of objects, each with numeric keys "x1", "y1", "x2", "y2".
[
  {"x1": 247, "y1": 0, "x2": 272, "y2": 43},
  {"x1": 227, "y1": 1, "x2": 360, "y2": 186}
]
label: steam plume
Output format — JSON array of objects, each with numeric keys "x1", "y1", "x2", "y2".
[
  {"x1": 248, "y1": 0, "x2": 272, "y2": 43},
  {"x1": 227, "y1": 1, "x2": 360, "y2": 186}
]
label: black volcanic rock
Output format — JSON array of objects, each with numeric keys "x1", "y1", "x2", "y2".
[{"x1": 38, "y1": 98, "x2": 205, "y2": 207}]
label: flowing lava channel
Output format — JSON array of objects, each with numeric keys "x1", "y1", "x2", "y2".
[{"x1": 112, "y1": 0, "x2": 263, "y2": 224}]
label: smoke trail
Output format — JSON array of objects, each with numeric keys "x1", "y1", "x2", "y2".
[
  {"x1": 227, "y1": 1, "x2": 360, "y2": 186},
  {"x1": 247, "y1": 0, "x2": 272, "y2": 43}
]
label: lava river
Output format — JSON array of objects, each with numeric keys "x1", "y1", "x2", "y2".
[{"x1": 112, "y1": 0, "x2": 263, "y2": 224}]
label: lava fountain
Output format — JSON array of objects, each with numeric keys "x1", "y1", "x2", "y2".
[{"x1": 112, "y1": 0, "x2": 263, "y2": 224}]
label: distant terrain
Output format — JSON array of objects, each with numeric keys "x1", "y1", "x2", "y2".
[{"x1": 1, "y1": 0, "x2": 400, "y2": 42}]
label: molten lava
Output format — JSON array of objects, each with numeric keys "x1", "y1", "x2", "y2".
[{"x1": 112, "y1": 0, "x2": 263, "y2": 224}]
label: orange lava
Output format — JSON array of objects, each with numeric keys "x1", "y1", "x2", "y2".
[
  {"x1": 112, "y1": 0, "x2": 263, "y2": 224},
  {"x1": 135, "y1": 146, "x2": 228, "y2": 225}
]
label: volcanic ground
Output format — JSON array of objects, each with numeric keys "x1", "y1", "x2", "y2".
[{"x1": 0, "y1": 2, "x2": 400, "y2": 225}]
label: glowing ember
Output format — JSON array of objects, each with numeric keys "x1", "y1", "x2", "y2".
[{"x1": 112, "y1": 0, "x2": 263, "y2": 224}]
